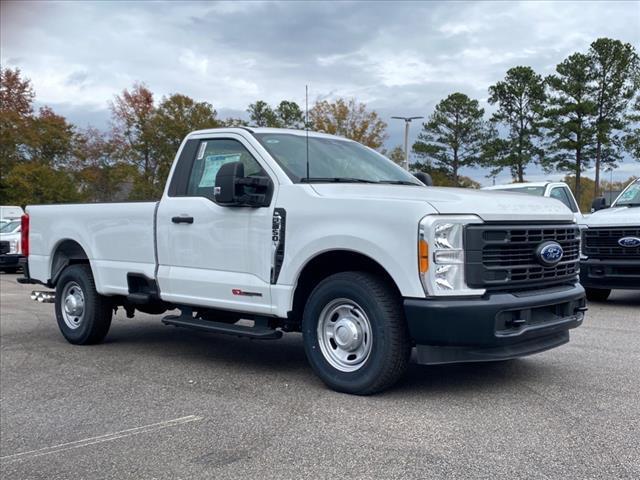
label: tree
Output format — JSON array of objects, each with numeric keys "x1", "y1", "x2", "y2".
[
  {"x1": 543, "y1": 53, "x2": 597, "y2": 205},
  {"x1": 275, "y1": 100, "x2": 304, "y2": 128},
  {"x1": 309, "y1": 98, "x2": 387, "y2": 148},
  {"x1": 488, "y1": 66, "x2": 546, "y2": 182},
  {"x1": 247, "y1": 100, "x2": 280, "y2": 127},
  {"x1": 588, "y1": 38, "x2": 639, "y2": 196},
  {"x1": 0, "y1": 68, "x2": 35, "y2": 192},
  {"x1": 110, "y1": 83, "x2": 156, "y2": 197},
  {"x1": 3, "y1": 162, "x2": 82, "y2": 205},
  {"x1": 623, "y1": 95, "x2": 640, "y2": 160},
  {"x1": 150, "y1": 94, "x2": 220, "y2": 197},
  {"x1": 412, "y1": 162, "x2": 480, "y2": 188},
  {"x1": 24, "y1": 106, "x2": 75, "y2": 168},
  {"x1": 412, "y1": 93, "x2": 487, "y2": 186},
  {"x1": 386, "y1": 145, "x2": 406, "y2": 166},
  {"x1": 74, "y1": 127, "x2": 137, "y2": 202}
]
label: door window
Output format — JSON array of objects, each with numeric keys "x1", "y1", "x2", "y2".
[
  {"x1": 550, "y1": 187, "x2": 576, "y2": 212},
  {"x1": 186, "y1": 139, "x2": 265, "y2": 199}
]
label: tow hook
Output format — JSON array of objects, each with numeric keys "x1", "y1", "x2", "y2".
[{"x1": 31, "y1": 290, "x2": 55, "y2": 303}]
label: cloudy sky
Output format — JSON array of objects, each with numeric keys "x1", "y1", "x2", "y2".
[{"x1": 1, "y1": 0, "x2": 639, "y2": 185}]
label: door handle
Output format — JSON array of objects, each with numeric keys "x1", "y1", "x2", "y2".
[{"x1": 172, "y1": 216, "x2": 194, "y2": 224}]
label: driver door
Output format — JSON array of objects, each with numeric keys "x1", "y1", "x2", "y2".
[{"x1": 156, "y1": 134, "x2": 276, "y2": 314}]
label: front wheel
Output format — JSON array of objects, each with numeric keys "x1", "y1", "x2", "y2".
[
  {"x1": 302, "y1": 271, "x2": 411, "y2": 395},
  {"x1": 585, "y1": 287, "x2": 611, "y2": 302},
  {"x1": 55, "y1": 264, "x2": 112, "y2": 344}
]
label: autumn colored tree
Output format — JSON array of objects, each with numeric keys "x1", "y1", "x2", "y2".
[
  {"x1": 543, "y1": 53, "x2": 597, "y2": 204},
  {"x1": 0, "y1": 68, "x2": 35, "y2": 196},
  {"x1": 412, "y1": 93, "x2": 487, "y2": 186},
  {"x1": 110, "y1": 83, "x2": 156, "y2": 198},
  {"x1": 488, "y1": 66, "x2": 546, "y2": 182},
  {"x1": 588, "y1": 38, "x2": 639, "y2": 196},
  {"x1": 24, "y1": 106, "x2": 75, "y2": 168},
  {"x1": 310, "y1": 98, "x2": 387, "y2": 148}
]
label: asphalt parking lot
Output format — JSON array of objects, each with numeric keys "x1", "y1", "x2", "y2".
[{"x1": 1, "y1": 272, "x2": 639, "y2": 479}]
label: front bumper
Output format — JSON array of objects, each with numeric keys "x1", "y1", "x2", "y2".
[
  {"x1": 0, "y1": 254, "x2": 24, "y2": 268},
  {"x1": 404, "y1": 283, "x2": 586, "y2": 365},
  {"x1": 579, "y1": 258, "x2": 640, "y2": 290}
]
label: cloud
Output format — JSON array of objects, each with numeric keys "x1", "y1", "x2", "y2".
[{"x1": 1, "y1": 0, "x2": 638, "y2": 184}]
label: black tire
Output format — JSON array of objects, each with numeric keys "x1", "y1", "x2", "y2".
[
  {"x1": 585, "y1": 287, "x2": 611, "y2": 302},
  {"x1": 302, "y1": 271, "x2": 411, "y2": 395},
  {"x1": 55, "y1": 264, "x2": 112, "y2": 345}
]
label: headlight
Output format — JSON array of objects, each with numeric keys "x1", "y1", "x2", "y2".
[{"x1": 418, "y1": 215, "x2": 485, "y2": 297}]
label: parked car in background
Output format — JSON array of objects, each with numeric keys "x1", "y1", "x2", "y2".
[
  {"x1": 482, "y1": 182, "x2": 583, "y2": 222},
  {"x1": 580, "y1": 178, "x2": 640, "y2": 301},
  {"x1": 0, "y1": 205, "x2": 25, "y2": 222},
  {"x1": 0, "y1": 219, "x2": 24, "y2": 273}
]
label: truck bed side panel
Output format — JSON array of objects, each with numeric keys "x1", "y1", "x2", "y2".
[{"x1": 27, "y1": 202, "x2": 157, "y2": 295}]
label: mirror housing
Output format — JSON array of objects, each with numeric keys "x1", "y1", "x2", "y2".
[
  {"x1": 214, "y1": 161, "x2": 271, "y2": 207},
  {"x1": 591, "y1": 197, "x2": 608, "y2": 212},
  {"x1": 414, "y1": 172, "x2": 433, "y2": 186}
]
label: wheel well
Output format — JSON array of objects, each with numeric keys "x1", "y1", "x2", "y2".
[
  {"x1": 289, "y1": 250, "x2": 401, "y2": 325},
  {"x1": 51, "y1": 239, "x2": 89, "y2": 285}
]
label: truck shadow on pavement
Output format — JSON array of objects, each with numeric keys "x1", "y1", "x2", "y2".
[{"x1": 104, "y1": 318, "x2": 553, "y2": 396}]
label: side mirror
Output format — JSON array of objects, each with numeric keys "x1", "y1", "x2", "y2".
[
  {"x1": 214, "y1": 161, "x2": 272, "y2": 207},
  {"x1": 591, "y1": 197, "x2": 608, "y2": 212},
  {"x1": 413, "y1": 172, "x2": 433, "y2": 186}
]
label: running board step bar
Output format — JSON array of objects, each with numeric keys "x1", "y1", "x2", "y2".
[{"x1": 161, "y1": 315, "x2": 282, "y2": 340}]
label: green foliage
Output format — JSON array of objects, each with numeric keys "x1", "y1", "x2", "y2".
[
  {"x1": 412, "y1": 162, "x2": 480, "y2": 188},
  {"x1": 487, "y1": 66, "x2": 546, "y2": 182},
  {"x1": 247, "y1": 100, "x2": 304, "y2": 128},
  {"x1": 386, "y1": 145, "x2": 406, "y2": 166},
  {"x1": 412, "y1": 93, "x2": 487, "y2": 186},
  {"x1": 588, "y1": 38, "x2": 639, "y2": 195},
  {"x1": 542, "y1": 53, "x2": 597, "y2": 204},
  {"x1": 623, "y1": 95, "x2": 640, "y2": 160},
  {"x1": 3, "y1": 162, "x2": 83, "y2": 206}
]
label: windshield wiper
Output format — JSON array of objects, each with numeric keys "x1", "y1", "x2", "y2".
[
  {"x1": 301, "y1": 177, "x2": 377, "y2": 184},
  {"x1": 616, "y1": 203, "x2": 640, "y2": 207},
  {"x1": 376, "y1": 180, "x2": 421, "y2": 186}
]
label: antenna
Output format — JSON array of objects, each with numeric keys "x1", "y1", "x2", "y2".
[{"x1": 305, "y1": 85, "x2": 310, "y2": 180}]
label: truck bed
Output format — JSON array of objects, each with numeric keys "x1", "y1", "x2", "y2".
[{"x1": 27, "y1": 202, "x2": 158, "y2": 295}]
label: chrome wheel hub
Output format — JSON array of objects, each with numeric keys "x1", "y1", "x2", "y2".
[
  {"x1": 61, "y1": 282, "x2": 85, "y2": 330},
  {"x1": 317, "y1": 299, "x2": 373, "y2": 372}
]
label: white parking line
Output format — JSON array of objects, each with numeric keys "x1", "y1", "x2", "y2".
[{"x1": 0, "y1": 415, "x2": 203, "y2": 463}]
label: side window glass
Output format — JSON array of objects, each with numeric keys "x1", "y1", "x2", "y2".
[
  {"x1": 550, "y1": 187, "x2": 573, "y2": 210},
  {"x1": 186, "y1": 139, "x2": 265, "y2": 199}
]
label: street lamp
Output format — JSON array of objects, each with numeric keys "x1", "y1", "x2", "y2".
[{"x1": 391, "y1": 116, "x2": 424, "y2": 171}]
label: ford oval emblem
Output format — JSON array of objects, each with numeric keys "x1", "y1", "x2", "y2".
[
  {"x1": 618, "y1": 236, "x2": 640, "y2": 247},
  {"x1": 536, "y1": 241, "x2": 564, "y2": 267}
]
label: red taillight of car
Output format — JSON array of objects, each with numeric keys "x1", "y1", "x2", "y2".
[{"x1": 21, "y1": 213, "x2": 29, "y2": 257}]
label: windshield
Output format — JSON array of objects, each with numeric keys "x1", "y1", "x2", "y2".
[
  {"x1": 255, "y1": 133, "x2": 421, "y2": 185},
  {"x1": 492, "y1": 185, "x2": 546, "y2": 196},
  {"x1": 0, "y1": 221, "x2": 20, "y2": 233},
  {"x1": 612, "y1": 180, "x2": 640, "y2": 207}
]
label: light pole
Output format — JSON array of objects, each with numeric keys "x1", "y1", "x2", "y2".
[{"x1": 391, "y1": 116, "x2": 423, "y2": 171}]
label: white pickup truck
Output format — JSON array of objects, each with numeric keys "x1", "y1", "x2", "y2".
[
  {"x1": 19, "y1": 128, "x2": 587, "y2": 394},
  {"x1": 580, "y1": 178, "x2": 640, "y2": 301}
]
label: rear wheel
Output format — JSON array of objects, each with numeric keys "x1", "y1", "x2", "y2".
[
  {"x1": 585, "y1": 287, "x2": 611, "y2": 302},
  {"x1": 302, "y1": 271, "x2": 411, "y2": 395},
  {"x1": 55, "y1": 264, "x2": 112, "y2": 344}
]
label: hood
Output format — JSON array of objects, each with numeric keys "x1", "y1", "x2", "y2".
[
  {"x1": 310, "y1": 184, "x2": 574, "y2": 222},
  {"x1": 582, "y1": 206, "x2": 640, "y2": 227}
]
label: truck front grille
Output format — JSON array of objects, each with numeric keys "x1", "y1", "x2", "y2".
[
  {"x1": 465, "y1": 224, "x2": 580, "y2": 291},
  {"x1": 0, "y1": 241, "x2": 9, "y2": 255},
  {"x1": 583, "y1": 227, "x2": 640, "y2": 259}
]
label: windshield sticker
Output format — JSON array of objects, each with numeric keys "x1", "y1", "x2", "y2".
[
  {"x1": 197, "y1": 142, "x2": 207, "y2": 160},
  {"x1": 198, "y1": 153, "x2": 241, "y2": 187}
]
